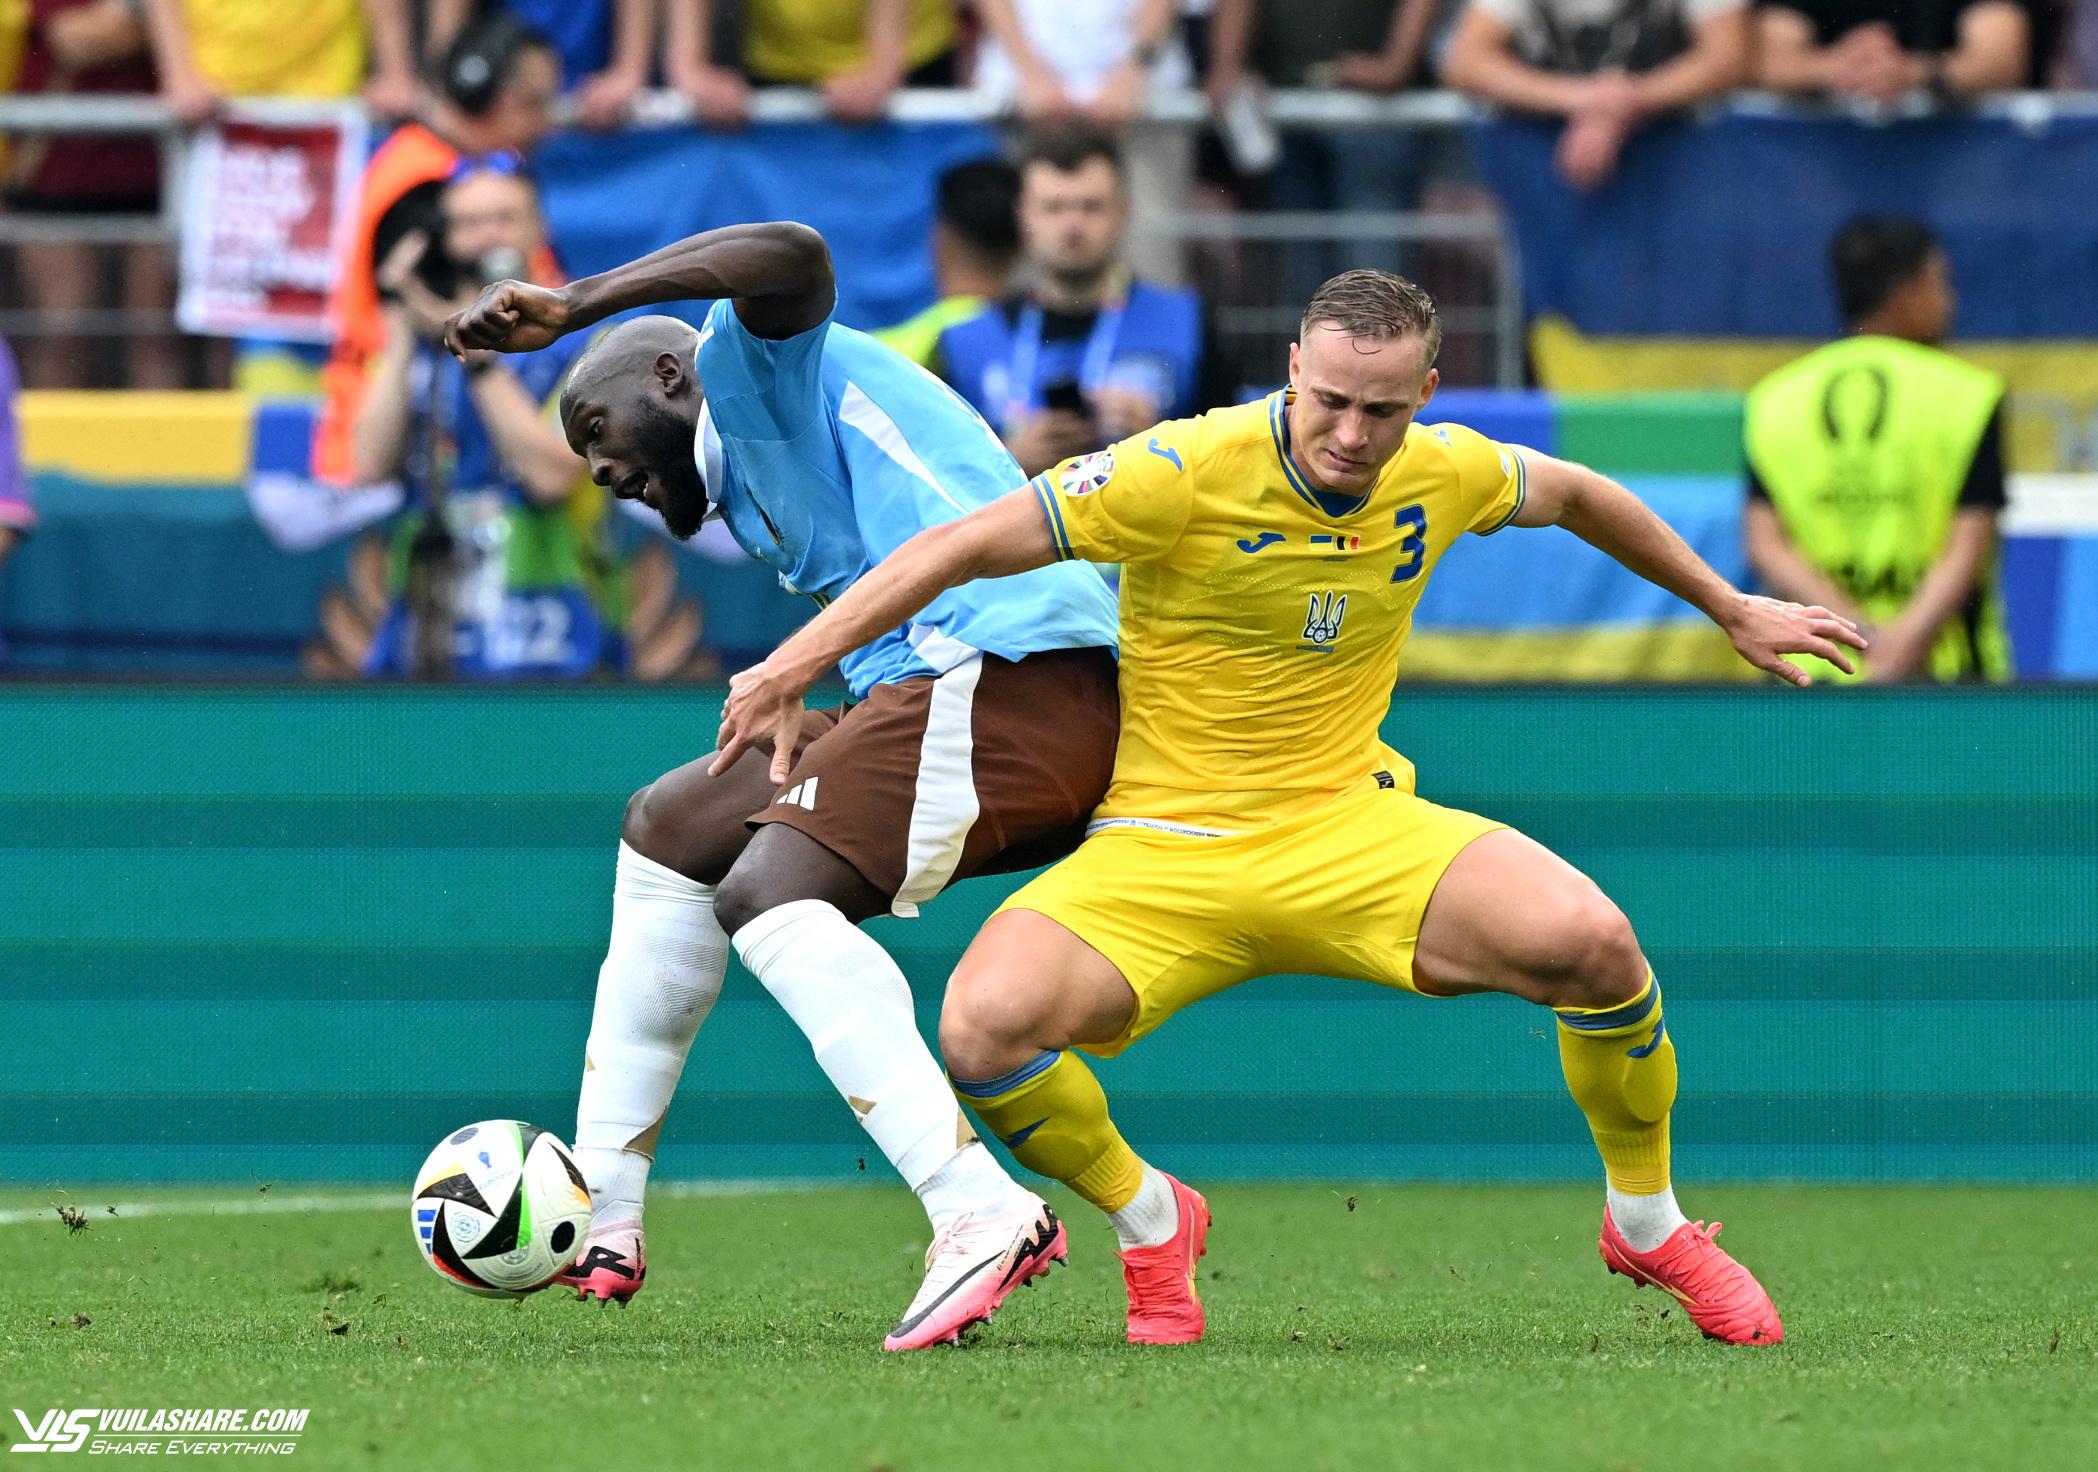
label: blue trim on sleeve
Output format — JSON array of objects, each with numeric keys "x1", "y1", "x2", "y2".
[
  {"x1": 1031, "y1": 476, "x2": 1075, "y2": 560},
  {"x1": 951, "y1": 1050, "x2": 1063, "y2": 1098},
  {"x1": 1480, "y1": 448, "x2": 1528, "y2": 535}
]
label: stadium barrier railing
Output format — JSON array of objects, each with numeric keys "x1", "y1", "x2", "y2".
[{"x1": 3, "y1": 89, "x2": 2096, "y2": 386}]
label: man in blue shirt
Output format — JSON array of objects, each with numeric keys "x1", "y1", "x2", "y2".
[
  {"x1": 935, "y1": 128, "x2": 1223, "y2": 477},
  {"x1": 445, "y1": 220, "x2": 1119, "y2": 1351}
]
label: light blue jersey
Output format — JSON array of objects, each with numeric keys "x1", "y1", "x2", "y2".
[{"x1": 694, "y1": 297, "x2": 1119, "y2": 698}]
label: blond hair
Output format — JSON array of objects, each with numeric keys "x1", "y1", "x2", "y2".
[{"x1": 1301, "y1": 270, "x2": 1442, "y2": 364}]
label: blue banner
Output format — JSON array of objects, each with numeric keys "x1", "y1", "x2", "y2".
[
  {"x1": 1472, "y1": 112, "x2": 2098, "y2": 339},
  {"x1": 534, "y1": 121, "x2": 1002, "y2": 332}
]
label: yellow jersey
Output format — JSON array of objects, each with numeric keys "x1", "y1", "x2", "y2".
[
  {"x1": 184, "y1": 0, "x2": 365, "y2": 97},
  {"x1": 1032, "y1": 391, "x2": 1526, "y2": 830},
  {"x1": 745, "y1": 0, "x2": 958, "y2": 84}
]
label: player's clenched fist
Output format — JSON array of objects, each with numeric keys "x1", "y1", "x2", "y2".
[{"x1": 443, "y1": 280, "x2": 573, "y2": 358}]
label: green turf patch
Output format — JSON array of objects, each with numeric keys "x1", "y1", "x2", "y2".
[{"x1": 2, "y1": 1184, "x2": 2090, "y2": 1470}]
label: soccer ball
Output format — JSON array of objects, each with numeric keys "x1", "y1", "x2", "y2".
[{"x1": 410, "y1": 1121, "x2": 593, "y2": 1297}]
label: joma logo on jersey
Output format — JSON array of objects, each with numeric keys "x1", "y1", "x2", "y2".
[{"x1": 1300, "y1": 592, "x2": 1348, "y2": 649}]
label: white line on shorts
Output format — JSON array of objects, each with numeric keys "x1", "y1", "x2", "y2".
[{"x1": 0, "y1": 1178, "x2": 857, "y2": 1228}]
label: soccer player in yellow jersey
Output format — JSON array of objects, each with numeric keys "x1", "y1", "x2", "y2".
[{"x1": 714, "y1": 271, "x2": 1866, "y2": 1349}]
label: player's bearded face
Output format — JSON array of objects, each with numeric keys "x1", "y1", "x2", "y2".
[
  {"x1": 628, "y1": 393, "x2": 711, "y2": 540},
  {"x1": 1287, "y1": 327, "x2": 1438, "y2": 494}
]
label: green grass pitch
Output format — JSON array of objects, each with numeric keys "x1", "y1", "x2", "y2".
[{"x1": 4, "y1": 1183, "x2": 2092, "y2": 1470}]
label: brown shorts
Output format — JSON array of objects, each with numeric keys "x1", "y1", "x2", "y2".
[{"x1": 750, "y1": 645, "x2": 1119, "y2": 917}]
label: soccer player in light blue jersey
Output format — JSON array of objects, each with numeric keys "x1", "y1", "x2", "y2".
[{"x1": 445, "y1": 222, "x2": 1121, "y2": 1350}]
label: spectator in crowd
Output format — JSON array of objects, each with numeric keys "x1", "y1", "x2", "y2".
[
  {"x1": 2064, "y1": 0, "x2": 2098, "y2": 85},
  {"x1": 1208, "y1": 0, "x2": 1444, "y2": 106},
  {"x1": 975, "y1": 0, "x2": 1201, "y2": 282},
  {"x1": 351, "y1": 162, "x2": 620, "y2": 678},
  {"x1": 0, "y1": 336, "x2": 31, "y2": 665},
  {"x1": 1441, "y1": 0, "x2": 1748, "y2": 191},
  {"x1": 973, "y1": 0, "x2": 1186, "y2": 122},
  {"x1": 142, "y1": 0, "x2": 421, "y2": 121},
  {"x1": 1754, "y1": 0, "x2": 2035, "y2": 100},
  {"x1": 936, "y1": 127, "x2": 1221, "y2": 476},
  {"x1": 1742, "y1": 216, "x2": 2011, "y2": 683},
  {"x1": 874, "y1": 157, "x2": 1022, "y2": 366},
  {"x1": 666, "y1": 0, "x2": 959, "y2": 125},
  {"x1": 313, "y1": 14, "x2": 562, "y2": 488},
  {"x1": 5, "y1": 0, "x2": 177, "y2": 388},
  {"x1": 423, "y1": 0, "x2": 658, "y2": 129},
  {"x1": 1204, "y1": 0, "x2": 1446, "y2": 279}
]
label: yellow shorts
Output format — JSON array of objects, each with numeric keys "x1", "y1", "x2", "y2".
[{"x1": 998, "y1": 777, "x2": 1505, "y2": 1057}]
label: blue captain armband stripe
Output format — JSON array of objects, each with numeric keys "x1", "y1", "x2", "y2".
[
  {"x1": 951, "y1": 1050, "x2": 1062, "y2": 1098},
  {"x1": 1555, "y1": 982, "x2": 1660, "y2": 1032},
  {"x1": 1031, "y1": 476, "x2": 1075, "y2": 560}
]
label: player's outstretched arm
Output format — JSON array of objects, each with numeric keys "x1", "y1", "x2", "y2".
[
  {"x1": 1513, "y1": 448, "x2": 1869, "y2": 688},
  {"x1": 711, "y1": 488, "x2": 1061, "y2": 782},
  {"x1": 443, "y1": 221, "x2": 834, "y2": 359}
]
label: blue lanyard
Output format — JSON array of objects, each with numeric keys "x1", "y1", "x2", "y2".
[{"x1": 1007, "y1": 297, "x2": 1125, "y2": 418}]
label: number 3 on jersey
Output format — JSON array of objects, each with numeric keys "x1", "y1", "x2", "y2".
[{"x1": 1390, "y1": 504, "x2": 1427, "y2": 583}]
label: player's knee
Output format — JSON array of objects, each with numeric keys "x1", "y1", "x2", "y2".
[
  {"x1": 1530, "y1": 887, "x2": 1646, "y2": 1010},
  {"x1": 623, "y1": 776, "x2": 751, "y2": 888},
  {"x1": 714, "y1": 826, "x2": 887, "y2": 939},
  {"x1": 940, "y1": 963, "x2": 1051, "y2": 1079},
  {"x1": 937, "y1": 1000, "x2": 1001, "y2": 1081},
  {"x1": 619, "y1": 784, "x2": 660, "y2": 855},
  {"x1": 711, "y1": 867, "x2": 778, "y2": 939},
  {"x1": 621, "y1": 780, "x2": 704, "y2": 872}
]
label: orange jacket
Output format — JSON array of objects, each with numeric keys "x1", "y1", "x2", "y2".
[
  {"x1": 312, "y1": 123, "x2": 461, "y2": 487},
  {"x1": 312, "y1": 124, "x2": 565, "y2": 485}
]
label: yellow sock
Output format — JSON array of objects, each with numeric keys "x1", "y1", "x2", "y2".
[
  {"x1": 951, "y1": 1051, "x2": 1145, "y2": 1213},
  {"x1": 1555, "y1": 972, "x2": 1676, "y2": 1194}
]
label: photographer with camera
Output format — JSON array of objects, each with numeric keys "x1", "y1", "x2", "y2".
[
  {"x1": 934, "y1": 127, "x2": 1223, "y2": 477},
  {"x1": 351, "y1": 160, "x2": 617, "y2": 679}
]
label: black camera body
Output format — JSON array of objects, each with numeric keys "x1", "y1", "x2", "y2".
[{"x1": 371, "y1": 179, "x2": 526, "y2": 304}]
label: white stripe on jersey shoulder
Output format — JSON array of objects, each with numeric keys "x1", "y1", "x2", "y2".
[
  {"x1": 695, "y1": 398, "x2": 726, "y2": 518},
  {"x1": 837, "y1": 381, "x2": 971, "y2": 515},
  {"x1": 899, "y1": 352, "x2": 1010, "y2": 455},
  {"x1": 891, "y1": 653, "x2": 986, "y2": 918},
  {"x1": 696, "y1": 400, "x2": 730, "y2": 522}
]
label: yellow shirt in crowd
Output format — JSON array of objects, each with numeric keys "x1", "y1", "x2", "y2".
[
  {"x1": 183, "y1": 0, "x2": 366, "y2": 97},
  {"x1": 745, "y1": 0, "x2": 956, "y2": 84}
]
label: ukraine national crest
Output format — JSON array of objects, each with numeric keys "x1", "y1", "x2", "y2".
[
  {"x1": 1301, "y1": 591, "x2": 1348, "y2": 647},
  {"x1": 1059, "y1": 449, "x2": 1116, "y2": 497}
]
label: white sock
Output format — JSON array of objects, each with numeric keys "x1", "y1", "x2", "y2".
[
  {"x1": 1109, "y1": 1164, "x2": 1179, "y2": 1250},
  {"x1": 733, "y1": 899, "x2": 1009, "y2": 1217},
  {"x1": 572, "y1": 842, "x2": 729, "y2": 1230},
  {"x1": 916, "y1": 1141, "x2": 1035, "y2": 1233},
  {"x1": 1607, "y1": 1184, "x2": 1689, "y2": 1253}
]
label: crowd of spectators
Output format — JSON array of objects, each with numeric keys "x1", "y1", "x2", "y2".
[
  {"x1": 0, "y1": 0, "x2": 2086, "y2": 389},
  {"x1": 0, "y1": 3, "x2": 2055, "y2": 677}
]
